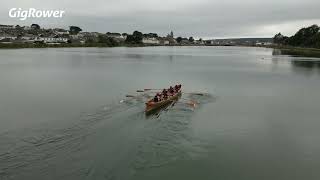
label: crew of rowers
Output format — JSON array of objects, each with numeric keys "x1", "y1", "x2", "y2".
[{"x1": 153, "y1": 84, "x2": 181, "y2": 102}]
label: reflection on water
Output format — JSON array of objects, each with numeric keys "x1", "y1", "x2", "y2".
[
  {"x1": 1, "y1": 47, "x2": 320, "y2": 180},
  {"x1": 291, "y1": 60, "x2": 320, "y2": 69},
  {"x1": 272, "y1": 49, "x2": 320, "y2": 75},
  {"x1": 0, "y1": 89, "x2": 215, "y2": 180},
  {"x1": 272, "y1": 48, "x2": 320, "y2": 58}
]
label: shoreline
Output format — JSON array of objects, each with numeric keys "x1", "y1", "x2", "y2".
[
  {"x1": 0, "y1": 43, "x2": 147, "y2": 49},
  {"x1": 1, "y1": 43, "x2": 320, "y2": 56},
  {"x1": 265, "y1": 45, "x2": 320, "y2": 58}
]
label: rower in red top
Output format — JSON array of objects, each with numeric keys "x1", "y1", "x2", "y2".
[
  {"x1": 169, "y1": 86, "x2": 175, "y2": 94},
  {"x1": 153, "y1": 95, "x2": 159, "y2": 102},
  {"x1": 162, "y1": 88, "x2": 167, "y2": 94},
  {"x1": 174, "y1": 84, "x2": 180, "y2": 92}
]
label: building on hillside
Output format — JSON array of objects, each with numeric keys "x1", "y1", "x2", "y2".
[
  {"x1": 54, "y1": 28, "x2": 69, "y2": 35},
  {"x1": 0, "y1": 25, "x2": 14, "y2": 30},
  {"x1": 158, "y1": 37, "x2": 170, "y2": 45},
  {"x1": 142, "y1": 37, "x2": 160, "y2": 45},
  {"x1": 106, "y1": 32, "x2": 126, "y2": 42},
  {"x1": 18, "y1": 34, "x2": 37, "y2": 43},
  {"x1": 166, "y1": 30, "x2": 177, "y2": 45},
  {"x1": 80, "y1": 32, "x2": 99, "y2": 43},
  {"x1": 195, "y1": 39, "x2": 205, "y2": 45},
  {"x1": 35, "y1": 35, "x2": 68, "y2": 44},
  {"x1": 0, "y1": 34, "x2": 16, "y2": 41},
  {"x1": 180, "y1": 38, "x2": 191, "y2": 45},
  {"x1": 23, "y1": 26, "x2": 32, "y2": 31}
]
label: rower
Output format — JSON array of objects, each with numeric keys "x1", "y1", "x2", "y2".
[
  {"x1": 174, "y1": 84, "x2": 179, "y2": 91},
  {"x1": 157, "y1": 93, "x2": 162, "y2": 101},
  {"x1": 162, "y1": 89, "x2": 167, "y2": 94},
  {"x1": 163, "y1": 92, "x2": 168, "y2": 99},
  {"x1": 169, "y1": 86, "x2": 174, "y2": 94},
  {"x1": 153, "y1": 95, "x2": 159, "y2": 102}
]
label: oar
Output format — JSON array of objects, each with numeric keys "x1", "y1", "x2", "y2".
[
  {"x1": 137, "y1": 89, "x2": 161, "y2": 92},
  {"x1": 126, "y1": 95, "x2": 136, "y2": 97},
  {"x1": 120, "y1": 95, "x2": 136, "y2": 103},
  {"x1": 144, "y1": 88, "x2": 162, "y2": 91},
  {"x1": 184, "y1": 92, "x2": 205, "y2": 96},
  {"x1": 181, "y1": 98, "x2": 198, "y2": 107},
  {"x1": 180, "y1": 97, "x2": 198, "y2": 103},
  {"x1": 175, "y1": 101, "x2": 197, "y2": 107}
]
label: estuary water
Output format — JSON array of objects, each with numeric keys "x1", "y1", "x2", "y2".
[{"x1": 0, "y1": 46, "x2": 320, "y2": 180}]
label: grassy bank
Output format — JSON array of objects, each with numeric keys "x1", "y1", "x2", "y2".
[{"x1": 267, "y1": 45, "x2": 320, "y2": 58}]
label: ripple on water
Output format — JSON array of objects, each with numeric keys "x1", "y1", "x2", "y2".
[
  {"x1": 130, "y1": 93, "x2": 216, "y2": 174},
  {"x1": 0, "y1": 93, "x2": 215, "y2": 180}
]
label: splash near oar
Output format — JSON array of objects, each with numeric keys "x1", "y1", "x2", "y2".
[{"x1": 125, "y1": 95, "x2": 135, "y2": 97}]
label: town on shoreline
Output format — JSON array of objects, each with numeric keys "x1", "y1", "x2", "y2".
[{"x1": 0, "y1": 24, "x2": 273, "y2": 49}]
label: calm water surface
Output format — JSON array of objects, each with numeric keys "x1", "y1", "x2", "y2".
[{"x1": 0, "y1": 46, "x2": 320, "y2": 180}]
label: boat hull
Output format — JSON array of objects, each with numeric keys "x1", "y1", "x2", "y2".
[{"x1": 145, "y1": 91, "x2": 181, "y2": 115}]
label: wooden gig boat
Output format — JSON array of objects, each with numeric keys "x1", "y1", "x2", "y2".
[{"x1": 145, "y1": 90, "x2": 182, "y2": 114}]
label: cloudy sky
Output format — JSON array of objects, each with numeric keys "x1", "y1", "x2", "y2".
[{"x1": 1, "y1": 0, "x2": 320, "y2": 38}]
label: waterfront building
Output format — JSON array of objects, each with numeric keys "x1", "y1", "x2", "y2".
[
  {"x1": 142, "y1": 37, "x2": 160, "y2": 45},
  {"x1": 106, "y1": 32, "x2": 126, "y2": 42},
  {"x1": 0, "y1": 25, "x2": 15, "y2": 30}
]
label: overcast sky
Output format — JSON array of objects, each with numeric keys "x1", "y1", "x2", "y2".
[{"x1": 1, "y1": 0, "x2": 320, "y2": 38}]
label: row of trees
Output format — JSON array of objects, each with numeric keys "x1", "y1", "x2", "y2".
[
  {"x1": 125, "y1": 31, "x2": 159, "y2": 44},
  {"x1": 273, "y1": 24, "x2": 320, "y2": 48},
  {"x1": 176, "y1": 37, "x2": 196, "y2": 43}
]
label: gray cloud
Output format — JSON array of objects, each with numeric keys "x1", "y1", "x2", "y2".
[{"x1": 1, "y1": 0, "x2": 319, "y2": 38}]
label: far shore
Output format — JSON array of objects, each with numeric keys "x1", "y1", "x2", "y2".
[
  {"x1": 0, "y1": 43, "x2": 146, "y2": 49},
  {"x1": 1, "y1": 43, "x2": 320, "y2": 58}
]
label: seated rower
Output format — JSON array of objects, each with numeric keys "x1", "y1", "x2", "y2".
[
  {"x1": 163, "y1": 92, "x2": 168, "y2": 99},
  {"x1": 153, "y1": 95, "x2": 159, "y2": 102},
  {"x1": 162, "y1": 89, "x2": 167, "y2": 94},
  {"x1": 174, "y1": 84, "x2": 180, "y2": 91},
  {"x1": 169, "y1": 86, "x2": 175, "y2": 94},
  {"x1": 157, "y1": 93, "x2": 162, "y2": 101}
]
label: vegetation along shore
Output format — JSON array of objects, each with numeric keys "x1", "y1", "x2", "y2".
[{"x1": 1, "y1": 23, "x2": 320, "y2": 56}]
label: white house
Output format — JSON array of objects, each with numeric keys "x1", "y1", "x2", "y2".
[
  {"x1": 0, "y1": 34, "x2": 16, "y2": 41},
  {"x1": 35, "y1": 37, "x2": 68, "y2": 43},
  {"x1": 0, "y1": 25, "x2": 14, "y2": 30},
  {"x1": 142, "y1": 37, "x2": 160, "y2": 45},
  {"x1": 54, "y1": 29, "x2": 69, "y2": 35}
]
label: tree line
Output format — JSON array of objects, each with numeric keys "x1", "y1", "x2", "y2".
[{"x1": 273, "y1": 24, "x2": 320, "y2": 49}]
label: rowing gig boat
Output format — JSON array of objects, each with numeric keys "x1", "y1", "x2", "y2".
[{"x1": 145, "y1": 90, "x2": 182, "y2": 114}]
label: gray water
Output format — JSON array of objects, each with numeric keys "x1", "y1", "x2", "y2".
[{"x1": 0, "y1": 46, "x2": 320, "y2": 180}]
